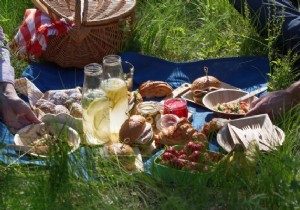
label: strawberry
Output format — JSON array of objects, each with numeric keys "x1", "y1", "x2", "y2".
[
  {"x1": 161, "y1": 152, "x2": 176, "y2": 161},
  {"x1": 178, "y1": 153, "x2": 188, "y2": 160},
  {"x1": 165, "y1": 146, "x2": 179, "y2": 156},
  {"x1": 188, "y1": 150, "x2": 201, "y2": 162},
  {"x1": 191, "y1": 142, "x2": 206, "y2": 152},
  {"x1": 178, "y1": 149, "x2": 185, "y2": 156},
  {"x1": 169, "y1": 158, "x2": 188, "y2": 169}
]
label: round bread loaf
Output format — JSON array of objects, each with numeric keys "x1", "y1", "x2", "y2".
[
  {"x1": 119, "y1": 115, "x2": 147, "y2": 145},
  {"x1": 191, "y1": 76, "x2": 221, "y2": 92}
]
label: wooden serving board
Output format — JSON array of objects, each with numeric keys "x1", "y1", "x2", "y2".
[{"x1": 181, "y1": 82, "x2": 239, "y2": 108}]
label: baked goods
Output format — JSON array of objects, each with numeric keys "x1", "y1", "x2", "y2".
[
  {"x1": 119, "y1": 115, "x2": 153, "y2": 148},
  {"x1": 106, "y1": 143, "x2": 137, "y2": 171},
  {"x1": 139, "y1": 81, "x2": 173, "y2": 98},
  {"x1": 35, "y1": 87, "x2": 82, "y2": 118},
  {"x1": 191, "y1": 76, "x2": 221, "y2": 103},
  {"x1": 35, "y1": 99, "x2": 57, "y2": 114},
  {"x1": 69, "y1": 102, "x2": 83, "y2": 118},
  {"x1": 200, "y1": 118, "x2": 230, "y2": 136},
  {"x1": 154, "y1": 118, "x2": 207, "y2": 146}
]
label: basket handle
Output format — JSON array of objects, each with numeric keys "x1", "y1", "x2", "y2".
[{"x1": 74, "y1": 0, "x2": 83, "y2": 28}]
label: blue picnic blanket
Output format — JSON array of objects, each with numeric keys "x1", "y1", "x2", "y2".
[{"x1": 0, "y1": 52, "x2": 270, "y2": 165}]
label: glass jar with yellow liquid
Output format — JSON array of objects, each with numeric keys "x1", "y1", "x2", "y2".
[
  {"x1": 82, "y1": 63, "x2": 110, "y2": 145},
  {"x1": 101, "y1": 55, "x2": 129, "y2": 143}
]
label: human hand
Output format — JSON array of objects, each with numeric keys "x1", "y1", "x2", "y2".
[
  {"x1": 245, "y1": 89, "x2": 292, "y2": 120},
  {"x1": 0, "y1": 82, "x2": 41, "y2": 132}
]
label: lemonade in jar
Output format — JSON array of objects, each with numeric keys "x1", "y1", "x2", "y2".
[
  {"x1": 102, "y1": 55, "x2": 129, "y2": 142},
  {"x1": 82, "y1": 63, "x2": 110, "y2": 145}
]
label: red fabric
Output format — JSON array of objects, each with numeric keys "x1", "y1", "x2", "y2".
[{"x1": 14, "y1": 9, "x2": 73, "y2": 59}]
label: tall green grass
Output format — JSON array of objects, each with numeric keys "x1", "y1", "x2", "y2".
[{"x1": 1, "y1": 0, "x2": 300, "y2": 209}]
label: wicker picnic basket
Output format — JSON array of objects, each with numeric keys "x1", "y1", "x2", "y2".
[{"x1": 32, "y1": 0, "x2": 136, "y2": 68}]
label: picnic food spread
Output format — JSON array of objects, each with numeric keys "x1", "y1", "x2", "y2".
[{"x1": 8, "y1": 58, "x2": 284, "y2": 180}]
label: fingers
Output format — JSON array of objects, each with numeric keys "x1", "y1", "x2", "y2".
[
  {"x1": 2, "y1": 100, "x2": 41, "y2": 131},
  {"x1": 24, "y1": 108, "x2": 41, "y2": 124}
]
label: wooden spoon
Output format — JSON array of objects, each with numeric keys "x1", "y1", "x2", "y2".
[{"x1": 226, "y1": 86, "x2": 267, "y2": 104}]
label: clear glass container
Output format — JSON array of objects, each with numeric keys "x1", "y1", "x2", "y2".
[
  {"x1": 156, "y1": 114, "x2": 180, "y2": 131},
  {"x1": 137, "y1": 101, "x2": 161, "y2": 128},
  {"x1": 82, "y1": 63, "x2": 110, "y2": 145},
  {"x1": 101, "y1": 55, "x2": 129, "y2": 142}
]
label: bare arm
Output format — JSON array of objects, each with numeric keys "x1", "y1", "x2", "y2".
[
  {"x1": 0, "y1": 26, "x2": 40, "y2": 131},
  {"x1": 245, "y1": 81, "x2": 300, "y2": 120}
]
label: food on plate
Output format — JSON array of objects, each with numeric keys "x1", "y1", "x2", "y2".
[
  {"x1": 139, "y1": 80, "x2": 173, "y2": 98},
  {"x1": 157, "y1": 142, "x2": 223, "y2": 173},
  {"x1": 34, "y1": 87, "x2": 83, "y2": 118},
  {"x1": 54, "y1": 105, "x2": 70, "y2": 115},
  {"x1": 106, "y1": 143, "x2": 137, "y2": 171},
  {"x1": 214, "y1": 101, "x2": 249, "y2": 114},
  {"x1": 35, "y1": 99, "x2": 57, "y2": 114},
  {"x1": 154, "y1": 118, "x2": 207, "y2": 146},
  {"x1": 200, "y1": 118, "x2": 230, "y2": 136},
  {"x1": 128, "y1": 91, "x2": 143, "y2": 115},
  {"x1": 14, "y1": 123, "x2": 80, "y2": 157},
  {"x1": 42, "y1": 87, "x2": 82, "y2": 105},
  {"x1": 29, "y1": 130, "x2": 72, "y2": 155},
  {"x1": 191, "y1": 76, "x2": 221, "y2": 103},
  {"x1": 119, "y1": 115, "x2": 153, "y2": 148}
]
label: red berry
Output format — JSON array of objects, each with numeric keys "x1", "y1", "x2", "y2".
[
  {"x1": 161, "y1": 152, "x2": 176, "y2": 161},
  {"x1": 178, "y1": 154, "x2": 188, "y2": 160},
  {"x1": 192, "y1": 142, "x2": 206, "y2": 152},
  {"x1": 188, "y1": 150, "x2": 201, "y2": 162},
  {"x1": 178, "y1": 150, "x2": 185, "y2": 156},
  {"x1": 165, "y1": 146, "x2": 179, "y2": 156},
  {"x1": 183, "y1": 141, "x2": 195, "y2": 155},
  {"x1": 169, "y1": 158, "x2": 188, "y2": 169}
]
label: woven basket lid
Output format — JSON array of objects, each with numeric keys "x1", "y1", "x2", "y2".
[{"x1": 33, "y1": 0, "x2": 136, "y2": 26}]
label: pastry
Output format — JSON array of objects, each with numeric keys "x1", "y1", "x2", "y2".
[
  {"x1": 154, "y1": 118, "x2": 207, "y2": 146},
  {"x1": 139, "y1": 81, "x2": 173, "y2": 98}
]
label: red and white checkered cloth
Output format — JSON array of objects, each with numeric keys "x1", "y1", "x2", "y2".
[{"x1": 14, "y1": 9, "x2": 73, "y2": 59}]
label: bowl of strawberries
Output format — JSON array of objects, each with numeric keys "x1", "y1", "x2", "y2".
[{"x1": 152, "y1": 141, "x2": 224, "y2": 184}]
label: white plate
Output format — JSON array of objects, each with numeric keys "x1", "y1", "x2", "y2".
[{"x1": 14, "y1": 122, "x2": 81, "y2": 158}]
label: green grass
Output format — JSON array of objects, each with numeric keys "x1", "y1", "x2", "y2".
[{"x1": 1, "y1": 0, "x2": 300, "y2": 209}]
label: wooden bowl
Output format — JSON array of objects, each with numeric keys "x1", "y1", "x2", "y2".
[{"x1": 202, "y1": 88, "x2": 257, "y2": 119}]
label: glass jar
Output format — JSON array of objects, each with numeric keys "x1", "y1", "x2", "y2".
[
  {"x1": 156, "y1": 114, "x2": 180, "y2": 131},
  {"x1": 137, "y1": 101, "x2": 161, "y2": 129},
  {"x1": 82, "y1": 63, "x2": 110, "y2": 145},
  {"x1": 101, "y1": 55, "x2": 129, "y2": 142},
  {"x1": 163, "y1": 98, "x2": 188, "y2": 118}
]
